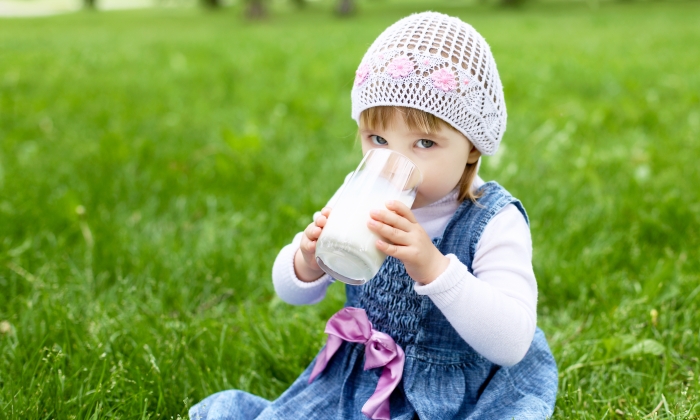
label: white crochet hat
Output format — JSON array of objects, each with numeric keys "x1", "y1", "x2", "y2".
[{"x1": 351, "y1": 12, "x2": 507, "y2": 155}]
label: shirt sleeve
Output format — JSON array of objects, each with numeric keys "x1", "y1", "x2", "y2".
[
  {"x1": 272, "y1": 232, "x2": 334, "y2": 305},
  {"x1": 271, "y1": 173, "x2": 352, "y2": 305},
  {"x1": 413, "y1": 204, "x2": 538, "y2": 367}
]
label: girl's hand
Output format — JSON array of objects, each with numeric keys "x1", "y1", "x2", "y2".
[
  {"x1": 368, "y1": 200, "x2": 449, "y2": 284},
  {"x1": 294, "y1": 207, "x2": 331, "y2": 282}
]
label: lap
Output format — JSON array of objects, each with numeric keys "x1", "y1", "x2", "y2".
[{"x1": 189, "y1": 390, "x2": 270, "y2": 420}]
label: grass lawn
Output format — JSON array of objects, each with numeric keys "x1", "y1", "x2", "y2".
[{"x1": 1, "y1": 1, "x2": 699, "y2": 418}]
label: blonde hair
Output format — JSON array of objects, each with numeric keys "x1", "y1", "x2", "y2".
[{"x1": 359, "y1": 106, "x2": 481, "y2": 203}]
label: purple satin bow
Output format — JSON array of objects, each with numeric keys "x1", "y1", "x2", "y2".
[{"x1": 309, "y1": 307, "x2": 405, "y2": 420}]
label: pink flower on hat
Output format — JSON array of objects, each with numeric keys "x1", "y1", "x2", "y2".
[
  {"x1": 431, "y1": 67, "x2": 457, "y2": 92},
  {"x1": 355, "y1": 63, "x2": 370, "y2": 86},
  {"x1": 386, "y1": 56, "x2": 413, "y2": 79}
]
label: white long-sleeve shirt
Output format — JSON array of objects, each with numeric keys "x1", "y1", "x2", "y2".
[{"x1": 272, "y1": 176, "x2": 538, "y2": 367}]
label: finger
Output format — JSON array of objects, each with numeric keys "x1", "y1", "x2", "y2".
[
  {"x1": 305, "y1": 239, "x2": 316, "y2": 254},
  {"x1": 385, "y1": 200, "x2": 418, "y2": 223},
  {"x1": 315, "y1": 214, "x2": 328, "y2": 228},
  {"x1": 315, "y1": 207, "x2": 331, "y2": 226},
  {"x1": 305, "y1": 222, "x2": 322, "y2": 240},
  {"x1": 369, "y1": 208, "x2": 413, "y2": 232},
  {"x1": 368, "y1": 219, "x2": 409, "y2": 245},
  {"x1": 304, "y1": 222, "x2": 315, "y2": 238},
  {"x1": 301, "y1": 237, "x2": 317, "y2": 256},
  {"x1": 375, "y1": 239, "x2": 406, "y2": 259}
]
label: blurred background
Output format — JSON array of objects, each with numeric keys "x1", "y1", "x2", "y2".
[{"x1": 1, "y1": 0, "x2": 699, "y2": 418}]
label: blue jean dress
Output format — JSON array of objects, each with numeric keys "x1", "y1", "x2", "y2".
[{"x1": 190, "y1": 182, "x2": 558, "y2": 419}]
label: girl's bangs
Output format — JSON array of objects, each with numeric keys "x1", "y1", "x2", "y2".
[{"x1": 359, "y1": 106, "x2": 447, "y2": 134}]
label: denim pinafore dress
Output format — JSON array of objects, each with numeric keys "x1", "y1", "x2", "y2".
[{"x1": 190, "y1": 182, "x2": 558, "y2": 420}]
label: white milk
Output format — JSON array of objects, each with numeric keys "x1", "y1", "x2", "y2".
[{"x1": 316, "y1": 175, "x2": 416, "y2": 285}]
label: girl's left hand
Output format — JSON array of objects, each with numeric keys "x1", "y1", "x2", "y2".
[{"x1": 367, "y1": 200, "x2": 449, "y2": 285}]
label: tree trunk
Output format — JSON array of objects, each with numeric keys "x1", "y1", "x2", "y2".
[
  {"x1": 336, "y1": 0, "x2": 355, "y2": 16},
  {"x1": 246, "y1": 0, "x2": 266, "y2": 19},
  {"x1": 291, "y1": 0, "x2": 306, "y2": 8},
  {"x1": 84, "y1": 0, "x2": 96, "y2": 9},
  {"x1": 202, "y1": 0, "x2": 221, "y2": 7}
]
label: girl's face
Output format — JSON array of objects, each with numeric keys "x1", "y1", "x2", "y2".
[{"x1": 359, "y1": 112, "x2": 481, "y2": 209}]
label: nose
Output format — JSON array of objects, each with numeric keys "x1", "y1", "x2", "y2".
[
  {"x1": 383, "y1": 145, "x2": 413, "y2": 160},
  {"x1": 388, "y1": 144, "x2": 412, "y2": 156}
]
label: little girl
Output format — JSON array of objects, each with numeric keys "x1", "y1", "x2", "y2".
[{"x1": 191, "y1": 11, "x2": 558, "y2": 420}]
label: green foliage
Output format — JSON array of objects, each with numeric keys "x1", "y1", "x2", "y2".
[{"x1": 1, "y1": 2, "x2": 699, "y2": 418}]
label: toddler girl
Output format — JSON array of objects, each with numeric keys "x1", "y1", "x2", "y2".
[{"x1": 191, "y1": 11, "x2": 558, "y2": 419}]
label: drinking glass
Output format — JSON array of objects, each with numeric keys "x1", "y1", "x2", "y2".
[{"x1": 315, "y1": 149, "x2": 422, "y2": 285}]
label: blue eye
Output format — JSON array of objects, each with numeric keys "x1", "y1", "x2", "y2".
[
  {"x1": 417, "y1": 139, "x2": 435, "y2": 148},
  {"x1": 370, "y1": 135, "x2": 388, "y2": 145}
]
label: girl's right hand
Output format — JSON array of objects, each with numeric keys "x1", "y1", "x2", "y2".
[{"x1": 294, "y1": 207, "x2": 331, "y2": 282}]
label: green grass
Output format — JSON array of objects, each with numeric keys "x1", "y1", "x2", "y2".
[{"x1": 1, "y1": 1, "x2": 699, "y2": 418}]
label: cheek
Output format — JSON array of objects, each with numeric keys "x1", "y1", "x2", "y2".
[
  {"x1": 417, "y1": 169, "x2": 444, "y2": 193},
  {"x1": 419, "y1": 160, "x2": 465, "y2": 194},
  {"x1": 360, "y1": 144, "x2": 371, "y2": 156},
  {"x1": 446, "y1": 154, "x2": 469, "y2": 179}
]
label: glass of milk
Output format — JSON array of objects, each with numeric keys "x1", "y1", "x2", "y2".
[{"x1": 315, "y1": 149, "x2": 422, "y2": 285}]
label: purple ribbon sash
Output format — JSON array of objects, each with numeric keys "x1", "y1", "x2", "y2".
[{"x1": 309, "y1": 307, "x2": 405, "y2": 420}]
